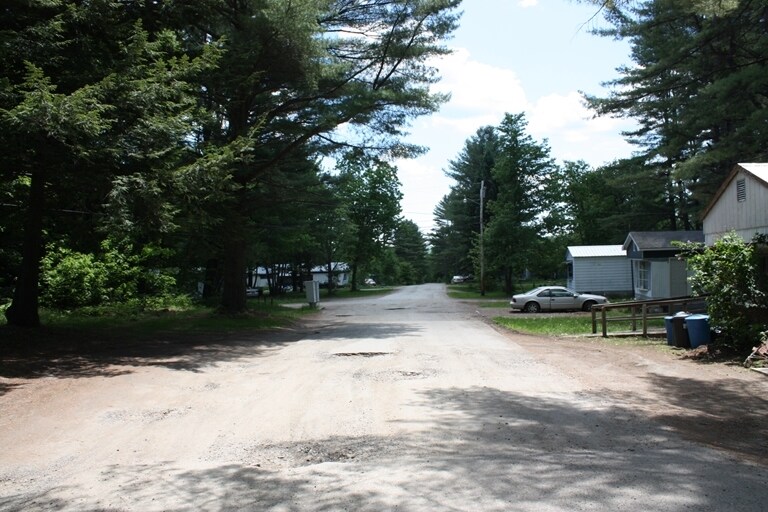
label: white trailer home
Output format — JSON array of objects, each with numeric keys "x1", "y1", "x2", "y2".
[{"x1": 565, "y1": 245, "x2": 632, "y2": 297}]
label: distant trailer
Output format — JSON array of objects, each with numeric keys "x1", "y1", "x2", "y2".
[{"x1": 566, "y1": 245, "x2": 632, "y2": 297}]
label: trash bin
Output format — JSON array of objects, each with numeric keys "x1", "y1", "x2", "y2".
[
  {"x1": 672, "y1": 312, "x2": 691, "y2": 348},
  {"x1": 685, "y1": 314, "x2": 711, "y2": 348},
  {"x1": 664, "y1": 316, "x2": 676, "y2": 346}
]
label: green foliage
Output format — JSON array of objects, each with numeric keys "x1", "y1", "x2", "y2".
[
  {"x1": 586, "y1": 0, "x2": 768, "y2": 226},
  {"x1": 40, "y1": 239, "x2": 177, "y2": 310},
  {"x1": 484, "y1": 113, "x2": 556, "y2": 293},
  {"x1": 40, "y1": 248, "x2": 107, "y2": 309},
  {"x1": 679, "y1": 233, "x2": 768, "y2": 353}
]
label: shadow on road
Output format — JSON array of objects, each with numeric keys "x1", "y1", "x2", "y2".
[
  {"x1": 0, "y1": 327, "x2": 307, "y2": 391},
  {"x1": 640, "y1": 373, "x2": 768, "y2": 463},
  {"x1": 305, "y1": 320, "x2": 423, "y2": 341},
  {"x1": 2, "y1": 385, "x2": 766, "y2": 511}
]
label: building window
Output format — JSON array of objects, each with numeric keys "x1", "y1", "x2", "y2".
[
  {"x1": 637, "y1": 261, "x2": 650, "y2": 291},
  {"x1": 737, "y1": 178, "x2": 746, "y2": 202}
]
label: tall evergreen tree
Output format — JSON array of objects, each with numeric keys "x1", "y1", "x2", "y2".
[
  {"x1": 586, "y1": 0, "x2": 768, "y2": 222},
  {"x1": 1, "y1": 3, "x2": 211, "y2": 326},
  {"x1": 430, "y1": 126, "x2": 499, "y2": 279},
  {"x1": 483, "y1": 113, "x2": 556, "y2": 294},
  {"x1": 186, "y1": 0, "x2": 461, "y2": 312}
]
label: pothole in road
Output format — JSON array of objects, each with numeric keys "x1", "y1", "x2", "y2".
[{"x1": 333, "y1": 352, "x2": 391, "y2": 358}]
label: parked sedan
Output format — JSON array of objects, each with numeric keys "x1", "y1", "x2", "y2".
[{"x1": 509, "y1": 286, "x2": 608, "y2": 313}]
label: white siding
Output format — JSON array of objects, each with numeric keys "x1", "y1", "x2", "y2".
[
  {"x1": 704, "y1": 169, "x2": 768, "y2": 244},
  {"x1": 570, "y1": 256, "x2": 632, "y2": 295},
  {"x1": 651, "y1": 260, "x2": 670, "y2": 299}
]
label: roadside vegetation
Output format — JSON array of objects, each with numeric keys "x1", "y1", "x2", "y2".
[{"x1": 493, "y1": 312, "x2": 666, "y2": 339}]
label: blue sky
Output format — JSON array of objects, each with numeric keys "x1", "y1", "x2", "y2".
[{"x1": 397, "y1": 0, "x2": 638, "y2": 233}]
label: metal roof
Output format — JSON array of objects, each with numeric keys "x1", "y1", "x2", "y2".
[
  {"x1": 622, "y1": 231, "x2": 704, "y2": 251},
  {"x1": 567, "y1": 245, "x2": 626, "y2": 258}
]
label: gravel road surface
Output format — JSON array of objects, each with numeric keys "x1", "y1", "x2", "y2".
[{"x1": 1, "y1": 283, "x2": 767, "y2": 511}]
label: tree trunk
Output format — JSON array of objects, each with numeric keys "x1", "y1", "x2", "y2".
[
  {"x1": 504, "y1": 267, "x2": 513, "y2": 296},
  {"x1": 5, "y1": 167, "x2": 46, "y2": 327},
  {"x1": 202, "y1": 258, "x2": 221, "y2": 300},
  {"x1": 220, "y1": 225, "x2": 247, "y2": 314},
  {"x1": 350, "y1": 261, "x2": 359, "y2": 292},
  {"x1": 326, "y1": 260, "x2": 335, "y2": 295}
]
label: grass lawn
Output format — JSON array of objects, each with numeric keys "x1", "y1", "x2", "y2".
[
  {"x1": 0, "y1": 286, "x2": 398, "y2": 346},
  {"x1": 493, "y1": 312, "x2": 667, "y2": 338},
  {"x1": 0, "y1": 299, "x2": 314, "y2": 346},
  {"x1": 446, "y1": 284, "x2": 508, "y2": 300}
]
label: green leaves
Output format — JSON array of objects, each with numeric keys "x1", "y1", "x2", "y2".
[
  {"x1": 679, "y1": 232, "x2": 768, "y2": 352},
  {"x1": 586, "y1": 0, "x2": 768, "y2": 224}
]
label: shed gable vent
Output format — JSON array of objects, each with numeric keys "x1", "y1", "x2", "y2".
[{"x1": 736, "y1": 178, "x2": 746, "y2": 202}]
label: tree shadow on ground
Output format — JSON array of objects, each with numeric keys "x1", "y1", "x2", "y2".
[
  {"x1": 2, "y1": 386, "x2": 767, "y2": 511},
  {"x1": 0, "y1": 321, "x2": 421, "y2": 395},
  {"x1": 639, "y1": 372, "x2": 768, "y2": 464},
  {"x1": 304, "y1": 320, "x2": 422, "y2": 341},
  {"x1": 0, "y1": 324, "x2": 309, "y2": 389}
]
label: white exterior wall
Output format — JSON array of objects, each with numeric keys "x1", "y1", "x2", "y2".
[
  {"x1": 568, "y1": 256, "x2": 632, "y2": 295},
  {"x1": 704, "y1": 170, "x2": 768, "y2": 245},
  {"x1": 632, "y1": 259, "x2": 693, "y2": 300}
]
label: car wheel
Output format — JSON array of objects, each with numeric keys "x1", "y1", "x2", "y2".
[
  {"x1": 524, "y1": 302, "x2": 541, "y2": 313},
  {"x1": 582, "y1": 300, "x2": 596, "y2": 312}
]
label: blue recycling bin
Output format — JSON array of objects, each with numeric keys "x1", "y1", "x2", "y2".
[
  {"x1": 685, "y1": 314, "x2": 711, "y2": 348},
  {"x1": 664, "y1": 316, "x2": 675, "y2": 345}
]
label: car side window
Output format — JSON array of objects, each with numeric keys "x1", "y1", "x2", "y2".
[
  {"x1": 537, "y1": 290, "x2": 551, "y2": 297},
  {"x1": 551, "y1": 290, "x2": 571, "y2": 298}
]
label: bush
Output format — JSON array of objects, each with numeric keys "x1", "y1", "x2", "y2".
[
  {"x1": 40, "y1": 239, "x2": 178, "y2": 310},
  {"x1": 41, "y1": 248, "x2": 108, "y2": 308},
  {"x1": 679, "y1": 232, "x2": 768, "y2": 354}
]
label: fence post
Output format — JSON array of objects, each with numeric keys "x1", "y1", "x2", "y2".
[
  {"x1": 592, "y1": 307, "x2": 597, "y2": 334},
  {"x1": 602, "y1": 307, "x2": 608, "y2": 337},
  {"x1": 642, "y1": 303, "x2": 648, "y2": 337}
]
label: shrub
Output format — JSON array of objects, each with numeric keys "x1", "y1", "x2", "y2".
[
  {"x1": 40, "y1": 239, "x2": 178, "y2": 310},
  {"x1": 40, "y1": 248, "x2": 109, "y2": 308},
  {"x1": 679, "y1": 232, "x2": 768, "y2": 354}
]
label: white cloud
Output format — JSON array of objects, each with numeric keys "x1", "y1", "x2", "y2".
[
  {"x1": 431, "y1": 48, "x2": 528, "y2": 119},
  {"x1": 518, "y1": 0, "x2": 539, "y2": 7},
  {"x1": 527, "y1": 92, "x2": 588, "y2": 133},
  {"x1": 524, "y1": 91, "x2": 635, "y2": 166},
  {"x1": 396, "y1": 47, "x2": 636, "y2": 233}
]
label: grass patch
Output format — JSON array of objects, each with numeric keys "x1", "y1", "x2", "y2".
[
  {"x1": 493, "y1": 313, "x2": 667, "y2": 338},
  {"x1": 446, "y1": 284, "x2": 508, "y2": 300},
  {"x1": 493, "y1": 315, "x2": 595, "y2": 337},
  {"x1": 0, "y1": 299, "x2": 315, "y2": 346}
]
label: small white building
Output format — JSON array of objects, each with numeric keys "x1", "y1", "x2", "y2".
[
  {"x1": 623, "y1": 231, "x2": 703, "y2": 300},
  {"x1": 702, "y1": 163, "x2": 768, "y2": 245},
  {"x1": 565, "y1": 245, "x2": 632, "y2": 297}
]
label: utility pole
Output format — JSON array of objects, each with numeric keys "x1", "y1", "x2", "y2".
[{"x1": 480, "y1": 180, "x2": 485, "y2": 296}]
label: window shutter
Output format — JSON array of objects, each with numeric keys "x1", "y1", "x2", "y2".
[{"x1": 737, "y1": 178, "x2": 746, "y2": 202}]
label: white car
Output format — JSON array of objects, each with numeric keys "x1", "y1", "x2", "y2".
[{"x1": 509, "y1": 286, "x2": 608, "y2": 313}]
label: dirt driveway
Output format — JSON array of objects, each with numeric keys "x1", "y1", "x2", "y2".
[{"x1": 1, "y1": 284, "x2": 767, "y2": 511}]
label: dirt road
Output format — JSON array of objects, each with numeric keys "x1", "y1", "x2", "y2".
[{"x1": 1, "y1": 284, "x2": 767, "y2": 511}]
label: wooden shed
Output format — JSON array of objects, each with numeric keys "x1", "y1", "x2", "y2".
[
  {"x1": 622, "y1": 231, "x2": 703, "y2": 300},
  {"x1": 702, "y1": 163, "x2": 768, "y2": 245},
  {"x1": 565, "y1": 245, "x2": 632, "y2": 297}
]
